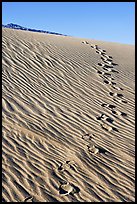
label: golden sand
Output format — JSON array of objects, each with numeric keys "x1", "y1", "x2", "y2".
[{"x1": 2, "y1": 28, "x2": 135, "y2": 202}]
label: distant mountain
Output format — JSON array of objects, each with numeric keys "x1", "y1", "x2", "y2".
[{"x1": 2, "y1": 23, "x2": 67, "y2": 36}]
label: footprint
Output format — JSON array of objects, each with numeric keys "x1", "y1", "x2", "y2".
[
  {"x1": 97, "y1": 70, "x2": 111, "y2": 77},
  {"x1": 97, "y1": 48, "x2": 106, "y2": 53},
  {"x1": 101, "y1": 56, "x2": 109, "y2": 62},
  {"x1": 101, "y1": 55, "x2": 113, "y2": 62},
  {"x1": 103, "y1": 67, "x2": 112, "y2": 72},
  {"x1": 97, "y1": 62, "x2": 105, "y2": 67},
  {"x1": 117, "y1": 93, "x2": 124, "y2": 98},
  {"x1": 100, "y1": 123, "x2": 118, "y2": 132},
  {"x1": 82, "y1": 133, "x2": 94, "y2": 141},
  {"x1": 96, "y1": 114, "x2": 114, "y2": 123},
  {"x1": 82, "y1": 41, "x2": 89, "y2": 44},
  {"x1": 109, "y1": 92, "x2": 124, "y2": 98},
  {"x1": 103, "y1": 79, "x2": 111, "y2": 85},
  {"x1": 121, "y1": 100, "x2": 128, "y2": 104},
  {"x1": 111, "y1": 81, "x2": 117, "y2": 85},
  {"x1": 113, "y1": 98, "x2": 128, "y2": 103},
  {"x1": 101, "y1": 103, "x2": 116, "y2": 109},
  {"x1": 104, "y1": 76, "x2": 115, "y2": 81},
  {"x1": 102, "y1": 54, "x2": 113, "y2": 59},
  {"x1": 104, "y1": 64, "x2": 114, "y2": 69},
  {"x1": 59, "y1": 181, "x2": 80, "y2": 196},
  {"x1": 96, "y1": 50, "x2": 102, "y2": 55},
  {"x1": 112, "y1": 110, "x2": 127, "y2": 116},
  {"x1": 87, "y1": 144, "x2": 99, "y2": 154},
  {"x1": 97, "y1": 146, "x2": 108, "y2": 154},
  {"x1": 59, "y1": 181, "x2": 73, "y2": 196},
  {"x1": 104, "y1": 72, "x2": 112, "y2": 76},
  {"x1": 58, "y1": 161, "x2": 77, "y2": 172},
  {"x1": 87, "y1": 144, "x2": 108, "y2": 155},
  {"x1": 111, "y1": 85, "x2": 123, "y2": 90},
  {"x1": 91, "y1": 44, "x2": 98, "y2": 49},
  {"x1": 96, "y1": 48, "x2": 106, "y2": 54},
  {"x1": 97, "y1": 70, "x2": 104, "y2": 75}
]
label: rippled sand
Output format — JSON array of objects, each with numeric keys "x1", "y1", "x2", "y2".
[{"x1": 2, "y1": 28, "x2": 135, "y2": 202}]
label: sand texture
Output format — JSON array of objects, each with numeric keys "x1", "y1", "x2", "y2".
[{"x1": 2, "y1": 28, "x2": 135, "y2": 202}]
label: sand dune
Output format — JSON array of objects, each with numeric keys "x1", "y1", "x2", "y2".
[{"x1": 2, "y1": 28, "x2": 135, "y2": 202}]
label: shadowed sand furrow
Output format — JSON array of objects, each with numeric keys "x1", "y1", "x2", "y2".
[{"x1": 2, "y1": 28, "x2": 135, "y2": 202}]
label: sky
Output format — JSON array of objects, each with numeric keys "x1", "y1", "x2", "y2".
[{"x1": 2, "y1": 2, "x2": 135, "y2": 44}]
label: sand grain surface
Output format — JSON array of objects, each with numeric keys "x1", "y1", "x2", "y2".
[{"x1": 2, "y1": 28, "x2": 135, "y2": 202}]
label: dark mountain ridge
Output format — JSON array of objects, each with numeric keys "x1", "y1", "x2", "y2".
[{"x1": 2, "y1": 23, "x2": 67, "y2": 36}]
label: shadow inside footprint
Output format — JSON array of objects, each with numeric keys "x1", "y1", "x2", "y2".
[
  {"x1": 104, "y1": 79, "x2": 111, "y2": 84},
  {"x1": 59, "y1": 187, "x2": 69, "y2": 195},
  {"x1": 104, "y1": 72, "x2": 111, "y2": 76},
  {"x1": 98, "y1": 62, "x2": 104, "y2": 67},
  {"x1": 117, "y1": 93, "x2": 124, "y2": 98},
  {"x1": 121, "y1": 112, "x2": 127, "y2": 116},
  {"x1": 111, "y1": 82, "x2": 117, "y2": 85},
  {"x1": 106, "y1": 117, "x2": 114, "y2": 123},
  {"x1": 112, "y1": 110, "x2": 127, "y2": 117},
  {"x1": 97, "y1": 70, "x2": 103, "y2": 74},
  {"x1": 70, "y1": 184, "x2": 80, "y2": 195},
  {"x1": 112, "y1": 127, "x2": 119, "y2": 132},
  {"x1": 109, "y1": 92, "x2": 114, "y2": 96},
  {"x1": 98, "y1": 147, "x2": 108, "y2": 154},
  {"x1": 122, "y1": 100, "x2": 128, "y2": 103}
]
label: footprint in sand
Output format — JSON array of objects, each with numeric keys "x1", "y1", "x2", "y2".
[
  {"x1": 96, "y1": 49, "x2": 106, "y2": 55},
  {"x1": 58, "y1": 161, "x2": 77, "y2": 172},
  {"x1": 103, "y1": 79, "x2": 112, "y2": 85},
  {"x1": 113, "y1": 98, "x2": 128, "y2": 104},
  {"x1": 91, "y1": 44, "x2": 98, "y2": 49},
  {"x1": 97, "y1": 70, "x2": 111, "y2": 77},
  {"x1": 96, "y1": 48, "x2": 106, "y2": 53},
  {"x1": 104, "y1": 64, "x2": 115, "y2": 69},
  {"x1": 87, "y1": 144, "x2": 99, "y2": 155},
  {"x1": 100, "y1": 123, "x2": 119, "y2": 132},
  {"x1": 82, "y1": 133, "x2": 94, "y2": 141},
  {"x1": 97, "y1": 62, "x2": 116, "y2": 70},
  {"x1": 109, "y1": 92, "x2": 124, "y2": 98},
  {"x1": 111, "y1": 110, "x2": 127, "y2": 117},
  {"x1": 87, "y1": 144, "x2": 108, "y2": 155},
  {"x1": 59, "y1": 181, "x2": 80, "y2": 196},
  {"x1": 97, "y1": 62, "x2": 105, "y2": 67},
  {"x1": 101, "y1": 56, "x2": 113, "y2": 62},
  {"x1": 101, "y1": 57, "x2": 118, "y2": 66},
  {"x1": 96, "y1": 50, "x2": 103, "y2": 55},
  {"x1": 103, "y1": 80, "x2": 118, "y2": 86},
  {"x1": 101, "y1": 103, "x2": 116, "y2": 109},
  {"x1": 97, "y1": 70, "x2": 104, "y2": 75},
  {"x1": 104, "y1": 79, "x2": 116, "y2": 85},
  {"x1": 102, "y1": 67, "x2": 113, "y2": 72},
  {"x1": 102, "y1": 54, "x2": 113, "y2": 59},
  {"x1": 82, "y1": 41, "x2": 89, "y2": 44},
  {"x1": 96, "y1": 113, "x2": 114, "y2": 124},
  {"x1": 111, "y1": 85, "x2": 123, "y2": 90}
]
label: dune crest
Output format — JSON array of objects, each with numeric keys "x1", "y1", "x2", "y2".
[{"x1": 2, "y1": 28, "x2": 135, "y2": 202}]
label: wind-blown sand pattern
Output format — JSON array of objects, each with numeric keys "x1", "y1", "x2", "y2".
[{"x1": 2, "y1": 28, "x2": 135, "y2": 202}]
